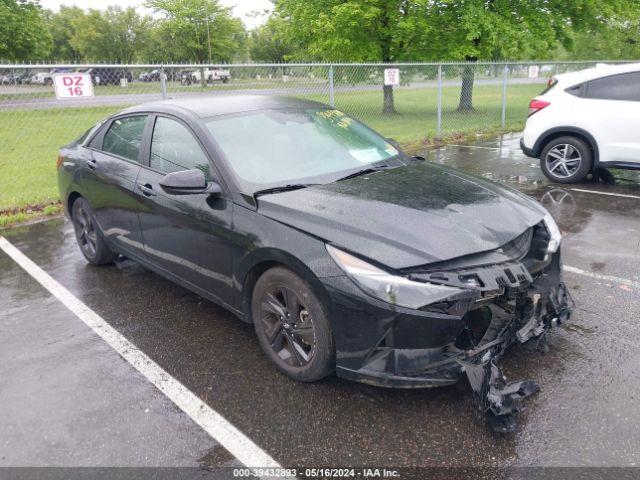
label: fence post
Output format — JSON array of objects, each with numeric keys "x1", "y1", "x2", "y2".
[
  {"x1": 436, "y1": 65, "x2": 442, "y2": 138},
  {"x1": 501, "y1": 64, "x2": 508, "y2": 129},
  {"x1": 328, "y1": 65, "x2": 335, "y2": 107},
  {"x1": 160, "y1": 65, "x2": 167, "y2": 99}
]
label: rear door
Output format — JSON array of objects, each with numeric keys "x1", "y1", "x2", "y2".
[
  {"x1": 82, "y1": 114, "x2": 149, "y2": 257},
  {"x1": 573, "y1": 71, "x2": 640, "y2": 164},
  {"x1": 135, "y1": 114, "x2": 235, "y2": 306}
]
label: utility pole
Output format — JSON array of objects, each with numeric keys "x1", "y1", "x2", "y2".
[{"x1": 205, "y1": 15, "x2": 212, "y2": 63}]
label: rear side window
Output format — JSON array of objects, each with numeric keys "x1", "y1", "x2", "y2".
[
  {"x1": 584, "y1": 72, "x2": 640, "y2": 101},
  {"x1": 102, "y1": 115, "x2": 147, "y2": 162},
  {"x1": 150, "y1": 117, "x2": 211, "y2": 178}
]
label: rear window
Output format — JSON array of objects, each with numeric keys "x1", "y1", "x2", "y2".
[{"x1": 101, "y1": 115, "x2": 147, "y2": 162}]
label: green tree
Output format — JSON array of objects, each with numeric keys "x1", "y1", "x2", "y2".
[
  {"x1": 69, "y1": 6, "x2": 151, "y2": 63},
  {"x1": 275, "y1": 0, "x2": 635, "y2": 113},
  {"x1": 249, "y1": 17, "x2": 293, "y2": 63},
  {"x1": 44, "y1": 6, "x2": 85, "y2": 61},
  {"x1": 564, "y1": 10, "x2": 640, "y2": 60},
  {"x1": 145, "y1": 0, "x2": 246, "y2": 63},
  {"x1": 421, "y1": 0, "x2": 635, "y2": 111},
  {"x1": 0, "y1": 0, "x2": 51, "y2": 60},
  {"x1": 275, "y1": 0, "x2": 432, "y2": 113}
]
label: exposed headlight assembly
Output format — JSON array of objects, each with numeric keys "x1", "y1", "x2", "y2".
[
  {"x1": 543, "y1": 213, "x2": 562, "y2": 253},
  {"x1": 326, "y1": 244, "x2": 468, "y2": 309}
]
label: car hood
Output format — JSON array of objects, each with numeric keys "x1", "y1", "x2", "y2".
[{"x1": 257, "y1": 162, "x2": 547, "y2": 270}]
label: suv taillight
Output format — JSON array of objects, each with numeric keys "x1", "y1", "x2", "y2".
[
  {"x1": 528, "y1": 99, "x2": 550, "y2": 117},
  {"x1": 56, "y1": 155, "x2": 64, "y2": 169}
]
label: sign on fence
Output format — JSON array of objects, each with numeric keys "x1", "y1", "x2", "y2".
[
  {"x1": 384, "y1": 68, "x2": 400, "y2": 86},
  {"x1": 528, "y1": 66, "x2": 540, "y2": 79},
  {"x1": 53, "y1": 73, "x2": 94, "y2": 99}
]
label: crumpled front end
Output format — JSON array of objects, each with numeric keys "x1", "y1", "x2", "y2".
[{"x1": 322, "y1": 220, "x2": 573, "y2": 431}]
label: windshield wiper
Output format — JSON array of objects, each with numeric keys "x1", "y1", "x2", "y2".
[
  {"x1": 336, "y1": 164, "x2": 392, "y2": 181},
  {"x1": 254, "y1": 184, "x2": 317, "y2": 197}
]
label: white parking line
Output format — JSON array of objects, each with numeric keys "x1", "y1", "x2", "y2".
[
  {"x1": 0, "y1": 236, "x2": 280, "y2": 469},
  {"x1": 564, "y1": 264, "x2": 640, "y2": 289},
  {"x1": 569, "y1": 188, "x2": 640, "y2": 200}
]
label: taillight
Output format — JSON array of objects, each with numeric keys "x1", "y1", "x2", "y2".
[
  {"x1": 56, "y1": 155, "x2": 64, "y2": 169},
  {"x1": 528, "y1": 99, "x2": 550, "y2": 117}
]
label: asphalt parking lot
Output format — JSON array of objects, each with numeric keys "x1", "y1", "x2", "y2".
[{"x1": 2, "y1": 134, "x2": 640, "y2": 474}]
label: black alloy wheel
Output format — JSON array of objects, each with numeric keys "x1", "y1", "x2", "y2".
[
  {"x1": 261, "y1": 287, "x2": 316, "y2": 367},
  {"x1": 71, "y1": 197, "x2": 117, "y2": 265},
  {"x1": 252, "y1": 267, "x2": 334, "y2": 382}
]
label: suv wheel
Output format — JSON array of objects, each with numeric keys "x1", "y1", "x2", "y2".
[{"x1": 540, "y1": 136, "x2": 592, "y2": 183}]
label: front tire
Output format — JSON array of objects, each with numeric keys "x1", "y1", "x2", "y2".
[
  {"x1": 251, "y1": 267, "x2": 334, "y2": 382},
  {"x1": 540, "y1": 136, "x2": 592, "y2": 183},
  {"x1": 71, "y1": 197, "x2": 117, "y2": 266}
]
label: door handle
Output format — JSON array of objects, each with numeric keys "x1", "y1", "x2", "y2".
[
  {"x1": 138, "y1": 183, "x2": 157, "y2": 197},
  {"x1": 87, "y1": 158, "x2": 97, "y2": 170}
]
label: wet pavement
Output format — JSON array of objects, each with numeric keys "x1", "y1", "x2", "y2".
[{"x1": 1, "y1": 133, "x2": 640, "y2": 470}]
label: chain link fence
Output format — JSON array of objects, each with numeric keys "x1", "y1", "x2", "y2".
[{"x1": 0, "y1": 60, "x2": 632, "y2": 215}]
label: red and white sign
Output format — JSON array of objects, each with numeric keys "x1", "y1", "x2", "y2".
[
  {"x1": 384, "y1": 68, "x2": 400, "y2": 86},
  {"x1": 53, "y1": 73, "x2": 94, "y2": 99}
]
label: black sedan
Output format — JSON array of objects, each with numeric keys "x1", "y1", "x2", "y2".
[{"x1": 57, "y1": 96, "x2": 572, "y2": 430}]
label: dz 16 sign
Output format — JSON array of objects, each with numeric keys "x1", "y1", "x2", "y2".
[{"x1": 53, "y1": 73, "x2": 94, "y2": 99}]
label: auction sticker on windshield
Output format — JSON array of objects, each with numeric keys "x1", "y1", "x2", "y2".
[{"x1": 53, "y1": 73, "x2": 94, "y2": 99}]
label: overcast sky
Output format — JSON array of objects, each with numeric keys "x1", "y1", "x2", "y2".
[{"x1": 38, "y1": 0, "x2": 274, "y2": 29}]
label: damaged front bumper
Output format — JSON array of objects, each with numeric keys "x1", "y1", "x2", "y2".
[
  {"x1": 324, "y1": 248, "x2": 573, "y2": 431},
  {"x1": 330, "y1": 250, "x2": 573, "y2": 389}
]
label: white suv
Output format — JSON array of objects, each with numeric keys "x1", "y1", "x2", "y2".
[{"x1": 521, "y1": 63, "x2": 640, "y2": 183}]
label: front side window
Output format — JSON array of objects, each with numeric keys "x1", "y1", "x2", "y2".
[
  {"x1": 585, "y1": 72, "x2": 640, "y2": 102},
  {"x1": 102, "y1": 115, "x2": 147, "y2": 162},
  {"x1": 150, "y1": 117, "x2": 211, "y2": 178},
  {"x1": 205, "y1": 109, "x2": 399, "y2": 187}
]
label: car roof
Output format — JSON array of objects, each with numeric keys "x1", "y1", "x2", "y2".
[
  {"x1": 556, "y1": 62, "x2": 640, "y2": 85},
  {"x1": 120, "y1": 95, "x2": 329, "y2": 119}
]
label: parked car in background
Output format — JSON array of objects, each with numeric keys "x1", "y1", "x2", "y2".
[
  {"x1": 8, "y1": 71, "x2": 32, "y2": 85},
  {"x1": 30, "y1": 71, "x2": 52, "y2": 85},
  {"x1": 30, "y1": 68, "x2": 72, "y2": 86},
  {"x1": 178, "y1": 70, "x2": 196, "y2": 85},
  {"x1": 189, "y1": 69, "x2": 231, "y2": 84},
  {"x1": 521, "y1": 62, "x2": 640, "y2": 183},
  {"x1": 57, "y1": 96, "x2": 571, "y2": 430},
  {"x1": 139, "y1": 69, "x2": 161, "y2": 82},
  {"x1": 85, "y1": 68, "x2": 132, "y2": 86}
]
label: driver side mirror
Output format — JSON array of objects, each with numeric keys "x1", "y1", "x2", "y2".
[{"x1": 159, "y1": 169, "x2": 221, "y2": 195}]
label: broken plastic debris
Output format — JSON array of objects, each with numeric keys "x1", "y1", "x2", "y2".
[{"x1": 462, "y1": 361, "x2": 539, "y2": 433}]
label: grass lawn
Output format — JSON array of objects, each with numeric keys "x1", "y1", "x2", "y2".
[
  {"x1": 0, "y1": 105, "x2": 123, "y2": 224},
  {"x1": 0, "y1": 82, "x2": 543, "y2": 227}
]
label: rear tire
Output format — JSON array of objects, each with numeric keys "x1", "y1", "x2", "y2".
[
  {"x1": 251, "y1": 267, "x2": 334, "y2": 382},
  {"x1": 540, "y1": 136, "x2": 592, "y2": 183},
  {"x1": 71, "y1": 197, "x2": 117, "y2": 266}
]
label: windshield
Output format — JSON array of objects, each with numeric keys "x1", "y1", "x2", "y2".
[{"x1": 204, "y1": 109, "x2": 401, "y2": 189}]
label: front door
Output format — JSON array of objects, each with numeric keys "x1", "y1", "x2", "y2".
[{"x1": 135, "y1": 115, "x2": 235, "y2": 307}]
